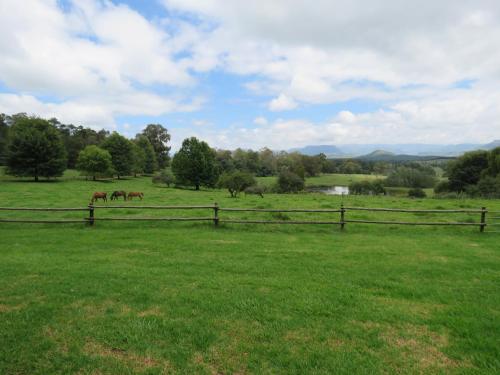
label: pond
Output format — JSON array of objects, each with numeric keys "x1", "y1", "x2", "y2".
[{"x1": 308, "y1": 186, "x2": 350, "y2": 195}]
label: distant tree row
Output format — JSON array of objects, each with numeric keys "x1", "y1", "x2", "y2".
[{"x1": 1, "y1": 114, "x2": 171, "y2": 181}]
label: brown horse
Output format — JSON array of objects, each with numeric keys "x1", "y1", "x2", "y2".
[
  {"x1": 127, "y1": 192, "x2": 144, "y2": 200},
  {"x1": 111, "y1": 191, "x2": 127, "y2": 201},
  {"x1": 91, "y1": 192, "x2": 107, "y2": 203}
]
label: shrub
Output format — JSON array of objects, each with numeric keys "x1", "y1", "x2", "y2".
[
  {"x1": 434, "y1": 180, "x2": 450, "y2": 194},
  {"x1": 385, "y1": 165, "x2": 437, "y2": 188},
  {"x1": 476, "y1": 176, "x2": 500, "y2": 198},
  {"x1": 218, "y1": 171, "x2": 256, "y2": 197},
  {"x1": 276, "y1": 170, "x2": 304, "y2": 193},
  {"x1": 408, "y1": 187, "x2": 426, "y2": 198},
  {"x1": 349, "y1": 180, "x2": 386, "y2": 195},
  {"x1": 152, "y1": 169, "x2": 175, "y2": 187}
]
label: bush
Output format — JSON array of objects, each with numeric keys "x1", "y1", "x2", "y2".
[
  {"x1": 349, "y1": 180, "x2": 386, "y2": 195},
  {"x1": 408, "y1": 187, "x2": 426, "y2": 198},
  {"x1": 276, "y1": 170, "x2": 304, "y2": 193},
  {"x1": 434, "y1": 180, "x2": 450, "y2": 194},
  {"x1": 476, "y1": 176, "x2": 500, "y2": 198},
  {"x1": 152, "y1": 169, "x2": 175, "y2": 187},
  {"x1": 385, "y1": 165, "x2": 437, "y2": 188},
  {"x1": 218, "y1": 171, "x2": 256, "y2": 197}
]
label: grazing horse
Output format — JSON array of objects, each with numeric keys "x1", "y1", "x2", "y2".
[
  {"x1": 111, "y1": 191, "x2": 127, "y2": 201},
  {"x1": 127, "y1": 192, "x2": 144, "y2": 200},
  {"x1": 91, "y1": 192, "x2": 107, "y2": 203}
]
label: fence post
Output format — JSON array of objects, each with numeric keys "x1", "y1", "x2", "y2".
[
  {"x1": 88, "y1": 204, "x2": 94, "y2": 226},
  {"x1": 213, "y1": 202, "x2": 219, "y2": 227},
  {"x1": 340, "y1": 204, "x2": 345, "y2": 231},
  {"x1": 480, "y1": 206, "x2": 487, "y2": 232}
]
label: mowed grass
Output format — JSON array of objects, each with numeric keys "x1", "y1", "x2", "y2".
[{"x1": 1, "y1": 171, "x2": 499, "y2": 374}]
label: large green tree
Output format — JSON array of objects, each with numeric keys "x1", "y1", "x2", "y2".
[
  {"x1": 135, "y1": 135, "x2": 157, "y2": 174},
  {"x1": 6, "y1": 117, "x2": 67, "y2": 181},
  {"x1": 140, "y1": 124, "x2": 171, "y2": 168},
  {"x1": 76, "y1": 145, "x2": 113, "y2": 180},
  {"x1": 101, "y1": 132, "x2": 133, "y2": 179},
  {"x1": 171, "y1": 137, "x2": 218, "y2": 190},
  {"x1": 447, "y1": 150, "x2": 489, "y2": 192},
  {"x1": 0, "y1": 114, "x2": 10, "y2": 165}
]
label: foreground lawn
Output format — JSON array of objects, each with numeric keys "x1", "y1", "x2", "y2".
[{"x1": 1, "y1": 174, "x2": 499, "y2": 374}]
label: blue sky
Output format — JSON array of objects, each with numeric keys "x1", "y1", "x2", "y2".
[{"x1": 0, "y1": 0, "x2": 499, "y2": 150}]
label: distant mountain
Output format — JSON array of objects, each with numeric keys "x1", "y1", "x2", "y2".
[
  {"x1": 290, "y1": 141, "x2": 499, "y2": 158},
  {"x1": 480, "y1": 140, "x2": 500, "y2": 150},
  {"x1": 361, "y1": 150, "x2": 395, "y2": 158},
  {"x1": 289, "y1": 144, "x2": 343, "y2": 156},
  {"x1": 356, "y1": 151, "x2": 453, "y2": 162}
]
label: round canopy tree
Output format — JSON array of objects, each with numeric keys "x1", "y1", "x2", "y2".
[
  {"x1": 171, "y1": 137, "x2": 218, "y2": 190},
  {"x1": 76, "y1": 145, "x2": 113, "y2": 180},
  {"x1": 101, "y1": 132, "x2": 133, "y2": 179},
  {"x1": 6, "y1": 117, "x2": 67, "y2": 181}
]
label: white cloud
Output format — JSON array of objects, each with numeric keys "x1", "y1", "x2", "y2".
[
  {"x1": 268, "y1": 94, "x2": 297, "y2": 111},
  {"x1": 170, "y1": 84, "x2": 500, "y2": 150},
  {"x1": 1, "y1": 0, "x2": 500, "y2": 145},
  {"x1": 253, "y1": 116, "x2": 268, "y2": 126},
  {"x1": 0, "y1": 0, "x2": 204, "y2": 128},
  {"x1": 162, "y1": 1, "x2": 500, "y2": 99}
]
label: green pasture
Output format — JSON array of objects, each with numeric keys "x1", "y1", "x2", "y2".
[{"x1": 0, "y1": 172, "x2": 499, "y2": 374}]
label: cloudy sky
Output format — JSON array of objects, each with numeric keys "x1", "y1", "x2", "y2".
[{"x1": 0, "y1": 0, "x2": 499, "y2": 149}]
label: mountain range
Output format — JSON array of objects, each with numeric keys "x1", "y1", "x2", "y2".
[{"x1": 290, "y1": 140, "x2": 500, "y2": 158}]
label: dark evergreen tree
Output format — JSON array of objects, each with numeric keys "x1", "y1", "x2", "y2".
[{"x1": 6, "y1": 117, "x2": 67, "y2": 181}]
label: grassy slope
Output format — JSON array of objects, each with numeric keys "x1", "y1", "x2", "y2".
[{"x1": 0, "y1": 172, "x2": 499, "y2": 374}]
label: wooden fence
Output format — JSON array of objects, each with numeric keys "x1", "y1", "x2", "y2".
[{"x1": 0, "y1": 204, "x2": 493, "y2": 232}]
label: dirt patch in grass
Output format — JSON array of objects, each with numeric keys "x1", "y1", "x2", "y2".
[
  {"x1": 84, "y1": 341, "x2": 166, "y2": 371},
  {"x1": 0, "y1": 302, "x2": 28, "y2": 312},
  {"x1": 352, "y1": 320, "x2": 472, "y2": 372},
  {"x1": 70, "y1": 299, "x2": 133, "y2": 318},
  {"x1": 197, "y1": 320, "x2": 254, "y2": 374},
  {"x1": 381, "y1": 324, "x2": 461, "y2": 371},
  {"x1": 137, "y1": 306, "x2": 162, "y2": 317},
  {"x1": 370, "y1": 296, "x2": 446, "y2": 318}
]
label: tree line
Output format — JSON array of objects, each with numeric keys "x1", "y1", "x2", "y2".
[
  {"x1": 435, "y1": 148, "x2": 500, "y2": 198},
  {"x1": 1, "y1": 114, "x2": 170, "y2": 181}
]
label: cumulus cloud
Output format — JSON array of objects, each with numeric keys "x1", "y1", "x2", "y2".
[
  {"x1": 172, "y1": 84, "x2": 499, "y2": 150},
  {"x1": 1, "y1": 0, "x2": 499, "y2": 145},
  {"x1": 268, "y1": 94, "x2": 297, "y2": 111},
  {"x1": 253, "y1": 116, "x2": 268, "y2": 126},
  {"x1": 0, "y1": 0, "x2": 204, "y2": 128}
]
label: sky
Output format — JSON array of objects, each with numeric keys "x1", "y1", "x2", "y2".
[{"x1": 0, "y1": 0, "x2": 499, "y2": 150}]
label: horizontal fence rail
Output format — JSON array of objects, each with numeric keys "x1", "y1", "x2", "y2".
[{"x1": 0, "y1": 203, "x2": 493, "y2": 233}]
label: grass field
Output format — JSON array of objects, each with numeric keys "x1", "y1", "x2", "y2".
[
  {"x1": 257, "y1": 173, "x2": 383, "y2": 189},
  {"x1": 1, "y1": 171, "x2": 499, "y2": 374}
]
